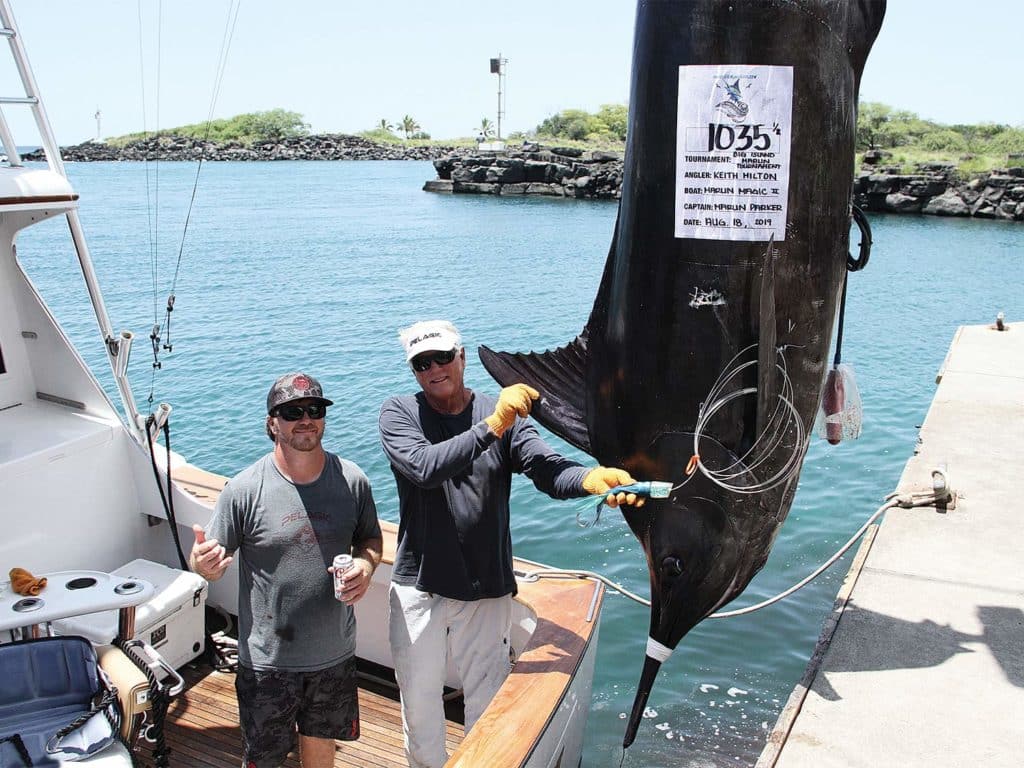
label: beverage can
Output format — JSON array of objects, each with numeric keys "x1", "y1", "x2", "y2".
[{"x1": 333, "y1": 554, "x2": 354, "y2": 600}]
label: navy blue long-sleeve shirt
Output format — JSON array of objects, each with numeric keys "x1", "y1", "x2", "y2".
[{"x1": 379, "y1": 390, "x2": 588, "y2": 600}]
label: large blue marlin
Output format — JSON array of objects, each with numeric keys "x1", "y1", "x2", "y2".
[{"x1": 479, "y1": 0, "x2": 886, "y2": 747}]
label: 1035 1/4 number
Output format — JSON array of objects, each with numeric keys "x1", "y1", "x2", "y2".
[{"x1": 707, "y1": 123, "x2": 773, "y2": 152}]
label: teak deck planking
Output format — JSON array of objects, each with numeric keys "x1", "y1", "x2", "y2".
[{"x1": 133, "y1": 664, "x2": 463, "y2": 768}]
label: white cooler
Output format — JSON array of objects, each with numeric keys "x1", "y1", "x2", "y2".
[{"x1": 54, "y1": 559, "x2": 207, "y2": 670}]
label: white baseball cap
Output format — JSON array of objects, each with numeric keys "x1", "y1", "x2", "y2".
[{"x1": 399, "y1": 320, "x2": 462, "y2": 362}]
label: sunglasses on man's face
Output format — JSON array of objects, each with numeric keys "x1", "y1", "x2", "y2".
[
  {"x1": 410, "y1": 348, "x2": 457, "y2": 373},
  {"x1": 275, "y1": 403, "x2": 327, "y2": 421}
]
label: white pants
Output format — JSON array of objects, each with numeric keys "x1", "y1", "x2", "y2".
[{"x1": 388, "y1": 583, "x2": 513, "y2": 768}]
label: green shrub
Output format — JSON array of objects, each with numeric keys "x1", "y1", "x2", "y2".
[
  {"x1": 595, "y1": 104, "x2": 628, "y2": 141},
  {"x1": 360, "y1": 128, "x2": 402, "y2": 144},
  {"x1": 537, "y1": 109, "x2": 610, "y2": 141},
  {"x1": 921, "y1": 130, "x2": 968, "y2": 153},
  {"x1": 109, "y1": 109, "x2": 309, "y2": 146}
]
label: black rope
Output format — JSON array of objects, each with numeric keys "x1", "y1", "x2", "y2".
[
  {"x1": 46, "y1": 687, "x2": 120, "y2": 757},
  {"x1": 847, "y1": 204, "x2": 872, "y2": 271},
  {"x1": 145, "y1": 416, "x2": 188, "y2": 571},
  {"x1": 116, "y1": 640, "x2": 171, "y2": 768},
  {"x1": 146, "y1": 686, "x2": 172, "y2": 768},
  {"x1": 833, "y1": 272, "x2": 848, "y2": 366},
  {"x1": 161, "y1": 420, "x2": 189, "y2": 571},
  {"x1": 834, "y1": 205, "x2": 874, "y2": 366},
  {"x1": 0, "y1": 734, "x2": 32, "y2": 766}
]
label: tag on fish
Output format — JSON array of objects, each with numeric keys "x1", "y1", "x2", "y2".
[{"x1": 815, "y1": 363, "x2": 863, "y2": 444}]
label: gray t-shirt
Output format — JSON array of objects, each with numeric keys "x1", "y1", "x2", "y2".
[{"x1": 206, "y1": 452, "x2": 381, "y2": 671}]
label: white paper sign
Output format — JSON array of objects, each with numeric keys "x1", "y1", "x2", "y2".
[{"x1": 674, "y1": 65, "x2": 793, "y2": 241}]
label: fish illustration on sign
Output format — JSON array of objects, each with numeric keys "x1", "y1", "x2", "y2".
[
  {"x1": 716, "y1": 78, "x2": 748, "y2": 120},
  {"x1": 479, "y1": 0, "x2": 886, "y2": 748}
]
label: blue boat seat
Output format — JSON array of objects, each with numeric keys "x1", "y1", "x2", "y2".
[{"x1": 0, "y1": 636, "x2": 127, "y2": 767}]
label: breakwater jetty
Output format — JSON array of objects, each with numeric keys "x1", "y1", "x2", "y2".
[
  {"x1": 424, "y1": 145, "x2": 623, "y2": 200},
  {"x1": 855, "y1": 152, "x2": 1024, "y2": 221},
  {"x1": 22, "y1": 134, "x2": 462, "y2": 162}
]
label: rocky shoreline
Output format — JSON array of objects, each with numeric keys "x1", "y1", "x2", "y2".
[
  {"x1": 854, "y1": 153, "x2": 1024, "y2": 221},
  {"x1": 23, "y1": 133, "x2": 462, "y2": 162},
  {"x1": 425, "y1": 144, "x2": 623, "y2": 200},
  {"x1": 428, "y1": 146, "x2": 1024, "y2": 222},
  {"x1": 26, "y1": 135, "x2": 1023, "y2": 222}
]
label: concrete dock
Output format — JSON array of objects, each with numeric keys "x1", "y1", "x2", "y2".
[{"x1": 757, "y1": 322, "x2": 1024, "y2": 768}]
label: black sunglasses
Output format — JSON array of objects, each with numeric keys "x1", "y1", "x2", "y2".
[
  {"x1": 411, "y1": 348, "x2": 457, "y2": 373},
  {"x1": 275, "y1": 403, "x2": 327, "y2": 421}
]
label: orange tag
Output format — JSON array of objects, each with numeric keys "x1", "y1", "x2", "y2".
[{"x1": 685, "y1": 454, "x2": 700, "y2": 476}]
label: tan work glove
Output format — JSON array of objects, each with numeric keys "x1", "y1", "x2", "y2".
[
  {"x1": 9, "y1": 567, "x2": 47, "y2": 596},
  {"x1": 485, "y1": 384, "x2": 540, "y2": 437},
  {"x1": 582, "y1": 466, "x2": 645, "y2": 508}
]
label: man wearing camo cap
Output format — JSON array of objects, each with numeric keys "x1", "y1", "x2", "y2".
[{"x1": 191, "y1": 372, "x2": 382, "y2": 768}]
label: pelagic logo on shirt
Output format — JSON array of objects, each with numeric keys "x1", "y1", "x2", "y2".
[{"x1": 280, "y1": 510, "x2": 339, "y2": 550}]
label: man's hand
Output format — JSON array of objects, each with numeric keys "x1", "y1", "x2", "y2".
[
  {"x1": 582, "y1": 466, "x2": 646, "y2": 508},
  {"x1": 330, "y1": 558, "x2": 373, "y2": 606},
  {"x1": 190, "y1": 524, "x2": 233, "y2": 581},
  {"x1": 485, "y1": 384, "x2": 540, "y2": 438}
]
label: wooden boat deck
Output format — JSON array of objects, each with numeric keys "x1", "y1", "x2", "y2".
[
  {"x1": 168, "y1": 462, "x2": 605, "y2": 768},
  {"x1": 133, "y1": 662, "x2": 463, "y2": 768}
]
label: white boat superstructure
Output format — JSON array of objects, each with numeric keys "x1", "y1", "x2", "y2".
[{"x1": 0, "y1": 2, "x2": 604, "y2": 766}]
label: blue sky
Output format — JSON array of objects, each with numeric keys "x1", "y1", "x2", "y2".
[{"x1": 3, "y1": 0, "x2": 1021, "y2": 145}]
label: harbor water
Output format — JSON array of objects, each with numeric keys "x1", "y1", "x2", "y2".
[{"x1": 17, "y1": 160, "x2": 1024, "y2": 767}]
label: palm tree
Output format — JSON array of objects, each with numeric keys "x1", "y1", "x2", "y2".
[
  {"x1": 478, "y1": 117, "x2": 495, "y2": 140},
  {"x1": 400, "y1": 115, "x2": 420, "y2": 139},
  {"x1": 378, "y1": 118, "x2": 394, "y2": 133}
]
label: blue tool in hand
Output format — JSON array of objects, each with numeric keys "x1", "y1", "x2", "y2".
[
  {"x1": 577, "y1": 480, "x2": 673, "y2": 528},
  {"x1": 604, "y1": 481, "x2": 673, "y2": 501}
]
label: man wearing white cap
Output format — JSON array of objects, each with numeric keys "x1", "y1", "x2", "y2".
[{"x1": 379, "y1": 320, "x2": 642, "y2": 768}]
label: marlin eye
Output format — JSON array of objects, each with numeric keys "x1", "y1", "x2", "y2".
[{"x1": 661, "y1": 556, "x2": 683, "y2": 578}]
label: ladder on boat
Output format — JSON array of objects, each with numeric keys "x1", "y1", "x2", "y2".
[{"x1": 0, "y1": 0, "x2": 147, "y2": 441}]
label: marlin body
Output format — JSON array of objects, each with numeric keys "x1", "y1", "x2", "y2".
[{"x1": 479, "y1": 0, "x2": 885, "y2": 747}]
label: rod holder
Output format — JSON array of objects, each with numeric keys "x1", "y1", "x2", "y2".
[
  {"x1": 147, "y1": 402, "x2": 172, "y2": 442},
  {"x1": 113, "y1": 329, "x2": 133, "y2": 378}
]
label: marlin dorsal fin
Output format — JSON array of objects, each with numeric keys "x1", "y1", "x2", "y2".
[{"x1": 478, "y1": 329, "x2": 591, "y2": 454}]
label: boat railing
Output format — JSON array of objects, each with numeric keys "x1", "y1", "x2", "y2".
[{"x1": 0, "y1": 0, "x2": 147, "y2": 442}]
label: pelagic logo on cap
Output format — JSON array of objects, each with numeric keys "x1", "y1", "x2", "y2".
[
  {"x1": 292, "y1": 375, "x2": 311, "y2": 390},
  {"x1": 409, "y1": 332, "x2": 442, "y2": 346}
]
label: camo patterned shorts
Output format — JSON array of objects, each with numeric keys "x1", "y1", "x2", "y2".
[{"x1": 236, "y1": 656, "x2": 360, "y2": 768}]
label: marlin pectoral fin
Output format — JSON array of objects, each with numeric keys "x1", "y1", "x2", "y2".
[{"x1": 478, "y1": 331, "x2": 592, "y2": 454}]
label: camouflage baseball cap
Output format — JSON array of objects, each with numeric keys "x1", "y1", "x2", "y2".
[{"x1": 266, "y1": 372, "x2": 334, "y2": 414}]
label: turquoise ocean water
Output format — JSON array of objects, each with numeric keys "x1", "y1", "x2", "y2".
[{"x1": 18, "y1": 160, "x2": 1024, "y2": 767}]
